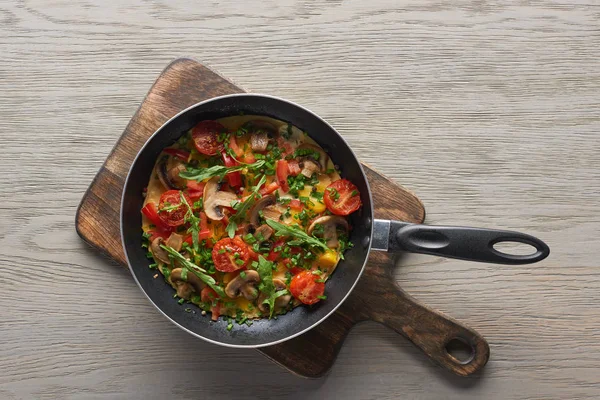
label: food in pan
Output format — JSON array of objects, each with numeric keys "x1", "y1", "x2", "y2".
[{"x1": 141, "y1": 116, "x2": 361, "y2": 324}]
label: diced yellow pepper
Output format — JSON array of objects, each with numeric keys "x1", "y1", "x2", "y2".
[
  {"x1": 318, "y1": 249, "x2": 339, "y2": 270},
  {"x1": 309, "y1": 200, "x2": 326, "y2": 213},
  {"x1": 297, "y1": 186, "x2": 312, "y2": 198}
]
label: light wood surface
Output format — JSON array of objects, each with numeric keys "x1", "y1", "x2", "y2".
[{"x1": 1, "y1": 0, "x2": 598, "y2": 399}]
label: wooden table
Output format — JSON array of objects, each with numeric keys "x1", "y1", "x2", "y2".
[{"x1": 1, "y1": 1, "x2": 598, "y2": 399}]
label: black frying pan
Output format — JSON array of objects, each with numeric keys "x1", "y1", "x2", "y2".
[{"x1": 121, "y1": 94, "x2": 549, "y2": 348}]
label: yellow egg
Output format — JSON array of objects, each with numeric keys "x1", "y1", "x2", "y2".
[{"x1": 235, "y1": 297, "x2": 253, "y2": 311}]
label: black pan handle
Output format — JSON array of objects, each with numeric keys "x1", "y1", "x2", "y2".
[{"x1": 373, "y1": 220, "x2": 550, "y2": 264}]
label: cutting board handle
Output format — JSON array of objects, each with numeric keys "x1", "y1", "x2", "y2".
[{"x1": 351, "y1": 256, "x2": 490, "y2": 376}]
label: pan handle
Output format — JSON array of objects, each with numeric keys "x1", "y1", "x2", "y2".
[{"x1": 374, "y1": 220, "x2": 550, "y2": 264}]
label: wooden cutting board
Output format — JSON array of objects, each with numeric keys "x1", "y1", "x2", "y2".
[{"x1": 75, "y1": 58, "x2": 489, "y2": 378}]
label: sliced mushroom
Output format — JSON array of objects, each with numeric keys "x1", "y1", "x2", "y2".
[
  {"x1": 253, "y1": 224, "x2": 274, "y2": 242},
  {"x1": 170, "y1": 268, "x2": 206, "y2": 299},
  {"x1": 307, "y1": 216, "x2": 350, "y2": 248},
  {"x1": 150, "y1": 232, "x2": 183, "y2": 264},
  {"x1": 250, "y1": 132, "x2": 269, "y2": 152},
  {"x1": 300, "y1": 159, "x2": 321, "y2": 178},
  {"x1": 203, "y1": 176, "x2": 238, "y2": 221},
  {"x1": 157, "y1": 155, "x2": 187, "y2": 190},
  {"x1": 249, "y1": 194, "x2": 277, "y2": 226},
  {"x1": 258, "y1": 279, "x2": 292, "y2": 314},
  {"x1": 225, "y1": 270, "x2": 260, "y2": 300},
  {"x1": 243, "y1": 120, "x2": 277, "y2": 152},
  {"x1": 295, "y1": 143, "x2": 329, "y2": 175}
]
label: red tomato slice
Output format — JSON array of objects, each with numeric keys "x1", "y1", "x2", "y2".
[
  {"x1": 221, "y1": 151, "x2": 242, "y2": 188},
  {"x1": 259, "y1": 181, "x2": 280, "y2": 196},
  {"x1": 228, "y1": 135, "x2": 244, "y2": 158},
  {"x1": 158, "y1": 190, "x2": 193, "y2": 227},
  {"x1": 287, "y1": 160, "x2": 301, "y2": 176},
  {"x1": 212, "y1": 236, "x2": 250, "y2": 272},
  {"x1": 289, "y1": 271, "x2": 326, "y2": 305},
  {"x1": 186, "y1": 181, "x2": 205, "y2": 201},
  {"x1": 148, "y1": 229, "x2": 170, "y2": 242},
  {"x1": 289, "y1": 199, "x2": 303, "y2": 211},
  {"x1": 323, "y1": 179, "x2": 362, "y2": 216},
  {"x1": 192, "y1": 120, "x2": 225, "y2": 155},
  {"x1": 289, "y1": 265, "x2": 304, "y2": 275},
  {"x1": 186, "y1": 180, "x2": 205, "y2": 192},
  {"x1": 163, "y1": 148, "x2": 190, "y2": 161},
  {"x1": 199, "y1": 211, "x2": 211, "y2": 240},
  {"x1": 277, "y1": 137, "x2": 294, "y2": 157},
  {"x1": 267, "y1": 239, "x2": 286, "y2": 261},
  {"x1": 141, "y1": 202, "x2": 172, "y2": 232},
  {"x1": 276, "y1": 160, "x2": 289, "y2": 192}
]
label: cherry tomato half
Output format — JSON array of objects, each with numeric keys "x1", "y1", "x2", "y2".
[
  {"x1": 289, "y1": 270, "x2": 325, "y2": 305},
  {"x1": 192, "y1": 120, "x2": 225, "y2": 155},
  {"x1": 212, "y1": 236, "x2": 250, "y2": 272},
  {"x1": 323, "y1": 179, "x2": 362, "y2": 216},
  {"x1": 141, "y1": 202, "x2": 172, "y2": 232},
  {"x1": 158, "y1": 190, "x2": 192, "y2": 227}
]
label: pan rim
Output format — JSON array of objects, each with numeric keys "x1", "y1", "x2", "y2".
[{"x1": 120, "y1": 93, "x2": 375, "y2": 348}]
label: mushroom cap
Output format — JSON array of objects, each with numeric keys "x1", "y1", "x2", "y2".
[
  {"x1": 249, "y1": 194, "x2": 277, "y2": 226},
  {"x1": 170, "y1": 268, "x2": 206, "y2": 298},
  {"x1": 253, "y1": 224, "x2": 274, "y2": 242},
  {"x1": 150, "y1": 232, "x2": 183, "y2": 265},
  {"x1": 225, "y1": 270, "x2": 260, "y2": 300},
  {"x1": 295, "y1": 143, "x2": 329, "y2": 173},
  {"x1": 258, "y1": 279, "x2": 292, "y2": 314},
  {"x1": 203, "y1": 176, "x2": 238, "y2": 221},
  {"x1": 307, "y1": 215, "x2": 350, "y2": 248},
  {"x1": 157, "y1": 155, "x2": 187, "y2": 190}
]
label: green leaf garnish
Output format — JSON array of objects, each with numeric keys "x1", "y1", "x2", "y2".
[
  {"x1": 265, "y1": 220, "x2": 328, "y2": 251},
  {"x1": 160, "y1": 245, "x2": 226, "y2": 298},
  {"x1": 180, "y1": 192, "x2": 200, "y2": 253},
  {"x1": 180, "y1": 160, "x2": 265, "y2": 182},
  {"x1": 225, "y1": 175, "x2": 267, "y2": 238},
  {"x1": 256, "y1": 256, "x2": 289, "y2": 318}
]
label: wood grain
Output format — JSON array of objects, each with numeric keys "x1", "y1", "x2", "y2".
[{"x1": 1, "y1": 0, "x2": 599, "y2": 398}]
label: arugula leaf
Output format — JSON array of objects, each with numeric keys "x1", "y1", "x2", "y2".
[
  {"x1": 256, "y1": 256, "x2": 289, "y2": 318},
  {"x1": 225, "y1": 175, "x2": 267, "y2": 238},
  {"x1": 180, "y1": 160, "x2": 265, "y2": 182},
  {"x1": 180, "y1": 192, "x2": 200, "y2": 253},
  {"x1": 265, "y1": 220, "x2": 328, "y2": 250},
  {"x1": 160, "y1": 245, "x2": 226, "y2": 298}
]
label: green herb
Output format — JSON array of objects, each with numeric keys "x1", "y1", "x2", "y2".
[
  {"x1": 293, "y1": 148, "x2": 321, "y2": 161},
  {"x1": 282, "y1": 123, "x2": 293, "y2": 139},
  {"x1": 256, "y1": 256, "x2": 289, "y2": 318},
  {"x1": 180, "y1": 160, "x2": 266, "y2": 182},
  {"x1": 243, "y1": 233, "x2": 257, "y2": 244},
  {"x1": 160, "y1": 245, "x2": 226, "y2": 298},
  {"x1": 185, "y1": 308, "x2": 192, "y2": 313},
  {"x1": 299, "y1": 196, "x2": 314, "y2": 207},
  {"x1": 225, "y1": 175, "x2": 267, "y2": 238},
  {"x1": 160, "y1": 202, "x2": 181, "y2": 213},
  {"x1": 317, "y1": 295, "x2": 327, "y2": 300},
  {"x1": 265, "y1": 220, "x2": 328, "y2": 251},
  {"x1": 350, "y1": 190, "x2": 359, "y2": 197},
  {"x1": 240, "y1": 271, "x2": 247, "y2": 279},
  {"x1": 326, "y1": 168, "x2": 335, "y2": 174},
  {"x1": 178, "y1": 298, "x2": 185, "y2": 305},
  {"x1": 145, "y1": 251, "x2": 153, "y2": 259},
  {"x1": 193, "y1": 199, "x2": 203, "y2": 209},
  {"x1": 310, "y1": 191, "x2": 324, "y2": 202},
  {"x1": 180, "y1": 192, "x2": 200, "y2": 253},
  {"x1": 148, "y1": 262, "x2": 158, "y2": 269},
  {"x1": 142, "y1": 231, "x2": 151, "y2": 248},
  {"x1": 327, "y1": 187, "x2": 340, "y2": 202}
]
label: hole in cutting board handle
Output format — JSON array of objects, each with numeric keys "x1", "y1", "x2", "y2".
[{"x1": 445, "y1": 338, "x2": 475, "y2": 364}]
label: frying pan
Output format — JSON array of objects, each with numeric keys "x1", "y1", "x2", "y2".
[{"x1": 121, "y1": 94, "x2": 549, "y2": 350}]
